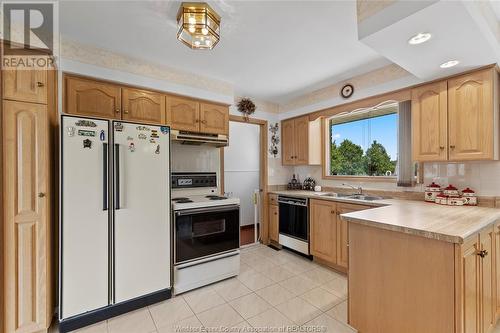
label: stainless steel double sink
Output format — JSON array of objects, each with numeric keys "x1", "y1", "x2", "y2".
[{"x1": 314, "y1": 192, "x2": 385, "y2": 201}]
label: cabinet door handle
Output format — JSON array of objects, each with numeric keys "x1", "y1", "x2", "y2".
[
  {"x1": 38, "y1": 192, "x2": 46, "y2": 198},
  {"x1": 331, "y1": 210, "x2": 335, "y2": 214},
  {"x1": 450, "y1": 145, "x2": 456, "y2": 149},
  {"x1": 115, "y1": 108, "x2": 120, "y2": 113},
  {"x1": 439, "y1": 146, "x2": 445, "y2": 150},
  {"x1": 195, "y1": 119, "x2": 200, "y2": 123},
  {"x1": 36, "y1": 81, "x2": 44, "y2": 87},
  {"x1": 201, "y1": 120, "x2": 207, "y2": 124},
  {"x1": 124, "y1": 109, "x2": 129, "y2": 114},
  {"x1": 478, "y1": 249, "x2": 488, "y2": 258}
]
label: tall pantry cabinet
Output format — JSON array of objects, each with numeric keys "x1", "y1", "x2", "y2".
[{"x1": 1, "y1": 59, "x2": 56, "y2": 332}]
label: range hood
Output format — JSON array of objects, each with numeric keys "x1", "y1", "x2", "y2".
[{"x1": 171, "y1": 130, "x2": 229, "y2": 147}]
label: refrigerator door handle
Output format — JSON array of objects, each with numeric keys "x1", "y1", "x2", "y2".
[
  {"x1": 103, "y1": 143, "x2": 108, "y2": 211},
  {"x1": 114, "y1": 143, "x2": 121, "y2": 210}
]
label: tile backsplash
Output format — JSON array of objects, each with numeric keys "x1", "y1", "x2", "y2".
[
  {"x1": 171, "y1": 142, "x2": 220, "y2": 173},
  {"x1": 423, "y1": 161, "x2": 500, "y2": 196},
  {"x1": 290, "y1": 161, "x2": 500, "y2": 196}
]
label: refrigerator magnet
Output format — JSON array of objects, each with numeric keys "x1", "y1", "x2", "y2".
[
  {"x1": 160, "y1": 126, "x2": 169, "y2": 135},
  {"x1": 78, "y1": 130, "x2": 96, "y2": 137},
  {"x1": 75, "y1": 120, "x2": 97, "y2": 127},
  {"x1": 136, "y1": 125, "x2": 150, "y2": 131},
  {"x1": 83, "y1": 139, "x2": 92, "y2": 149},
  {"x1": 138, "y1": 133, "x2": 147, "y2": 140},
  {"x1": 100, "y1": 130, "x2": 106, "y2": 141},
  {"x1": 67, "y1": 126, "x2": 75, "y2": 137},
  {"x1": 126, "y1": 136, "x2": 133, "y2": 141},
  {"x1": 114, "y1": 122, "x2": 124, "y2": 132},
  {"x1": 155, "y1": 144, "x2": 160, "y2": 154},
  {"x1": 149, "y1": 138, "x2": 156, "y2": 144},
  {"x1": 128, "y1": 142, "x2": 135, "y2": 152}
]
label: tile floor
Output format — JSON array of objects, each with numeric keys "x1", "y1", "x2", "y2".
[
  {"x1": 50, "y1": 244, "x2": 354, "y2": 333},
  {"x1": 49, "y1": 243, "x2": 500, "y2": 333}
]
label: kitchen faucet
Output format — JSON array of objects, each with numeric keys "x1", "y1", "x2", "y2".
[{"x1": 342, "y1": 183, "x2": 363, "y2": 195}]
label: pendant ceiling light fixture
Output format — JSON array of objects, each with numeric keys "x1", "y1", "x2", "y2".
[{"x1": 177, "y1": 2, "x2": 221, "y2": 50}]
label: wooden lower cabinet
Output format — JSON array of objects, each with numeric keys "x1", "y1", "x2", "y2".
[
  {"x1": 269, "y1": 205, "x2": 279, "y2": 243},
  {"x1": 461, "y1": 234, "x2": 481, "y2": 333},
  {"x1": 3, "y1": 100, "x2": 53, "y2": 333},
  {"x1": 336, "y1": 203, "x2": 370, "y2": 270},
  {"x1": 459, "y1": 227, "x2": 495, "y2": 333},
  {"x1": 481, "y1": 227, "x2": 495, "y2": 333},
  {"x1": 310, "y1": 199, "x2": 337, "y2": 262},
  {"x1": 309, "y1": 199, "x2": 369, "y2": 269},
  {"x1": 349, "y1": 222, "x2": 499, "y2": 333},
  {"x1": 495, "y1": 222, "x2": 500, "y2": 318}
]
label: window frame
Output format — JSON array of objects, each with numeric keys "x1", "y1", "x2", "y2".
[{"x1": 321, "y1": 110, "x2": 399, "y2": 182}]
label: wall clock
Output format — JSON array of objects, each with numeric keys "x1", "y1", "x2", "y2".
[{"x1": 340, "y1": 84, "x2": 354, "y2": 99}]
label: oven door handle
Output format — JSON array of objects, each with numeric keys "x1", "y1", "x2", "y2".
[{"x1": 175, "y1": 205, "x2": 240, "y2": 216}]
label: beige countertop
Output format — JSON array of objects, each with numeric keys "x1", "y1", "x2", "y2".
[{"x1": 269, "y1": 190, "x2": 500, "y2": 244}]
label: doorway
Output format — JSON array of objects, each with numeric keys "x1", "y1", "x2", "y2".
[{"x1": 223, "y1": 116, "x2": 267, "y2": 246}]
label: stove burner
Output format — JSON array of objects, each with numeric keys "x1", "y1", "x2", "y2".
[
  {"x1": 174, "y1": 199, "x2": 193, "y2": 203},
  {"x1": 208, "y1": 196, "x2": 227, "y2": 200},
  {"x1": 172, "y1": 197, "x2": 190, "y2": 202}
]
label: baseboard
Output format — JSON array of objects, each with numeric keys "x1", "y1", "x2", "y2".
[
  {"x1": 313, "y1": 257, "x2": 348, "y2": 275},
  {"x1": 58, "y1": 288, "x2": 171, "y2": 333}
]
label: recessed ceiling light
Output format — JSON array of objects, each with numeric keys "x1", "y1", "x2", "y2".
[
  {"x1": 408, "y1": 32, "x2": 432, "y2": 45},
  {"x1": 440, "y1": 60, "x2": 460, "y2": 68}
]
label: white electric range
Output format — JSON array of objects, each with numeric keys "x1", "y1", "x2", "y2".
[
  {"x1": 171, "y1": 172, "x2": 240, "y2": 294},
  {"x1": 172, "y1": 194, "x2": 240, "y2": 211}
]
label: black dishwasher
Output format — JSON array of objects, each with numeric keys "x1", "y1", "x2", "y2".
[{"x1": 278, "y1": 196, "x2": 309, "y2": 254}]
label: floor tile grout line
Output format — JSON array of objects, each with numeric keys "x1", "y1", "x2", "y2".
[
  {"x1": 146, "y1": 306, "x2": 160, "y2": 332},
  {"x1": 181, "y1": 294, "x2": 208, "y2": 330}
]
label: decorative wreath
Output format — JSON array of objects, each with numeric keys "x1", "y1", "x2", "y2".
[{"x1": 237, "y1": 98, "x2": 256, "y2": 119}]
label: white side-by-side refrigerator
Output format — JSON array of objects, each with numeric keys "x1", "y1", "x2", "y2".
[{"x1": 59, "y1": 115, "x2": 171, "y2": 323}]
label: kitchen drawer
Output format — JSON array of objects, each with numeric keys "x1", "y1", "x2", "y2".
[{"x1": 269, "y1": 194, "x2": 278, "y2": 206}]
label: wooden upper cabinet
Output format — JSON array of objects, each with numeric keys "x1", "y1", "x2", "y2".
[
  {"x1": 281, "y1": 116, "x2": 320, "y2": 165},
  {"x1": 200, "y1": 102, "x2": 229, "y2": 135},
  {"x1": 269, "y1": 205, "x2": 279, "y2": 243},
  {"x1": 3, "y1": 100, "x2": 52, "y2": 333},
  {"x1": 3, "y1": 69, "x2": 47, "y2": 104},
  {"x1": 166, "y1": 96, "x2": 200, "y2": 132},
  {"x1": 65, "y1": 76, "x2": 121, "y2": 119},
  {"x1": 310, "y1": 199, "x2": 337, "y2": 263},
  {"x1": 411, "y1": 81, "x2": 448, "y2": 161},
  {"x1": 281, "y1": 119, "x2": 295, "y2": 165},
  {"x1": 448, "y1": 69, "x2": 494, "y2": 161},
  {"x1": 294, "y1": 116, "x2": 309, "y2": 164},
  {"x1": 122, "y1": 88, "x2": 166, "y2": 124}
]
